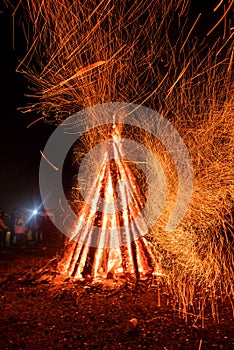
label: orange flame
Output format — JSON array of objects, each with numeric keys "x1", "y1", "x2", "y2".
[{"x1": 59, "y1": 126, "x2": 160, "y2": 280}]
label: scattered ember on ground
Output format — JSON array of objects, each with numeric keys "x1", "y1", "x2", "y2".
[{"x1": 0, "y1": 245, "x2": 233, "y2": 350}]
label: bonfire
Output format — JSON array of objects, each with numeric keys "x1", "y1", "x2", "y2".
[{"x1": 6, "y1": 0, "x2": 234, "y2": 319}]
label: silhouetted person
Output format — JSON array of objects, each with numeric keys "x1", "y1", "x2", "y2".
[
  {"x1": 28, "y1": 211, "x2": 44, "y2": 245},
  {"x1": 14, "y1": 211, "x2": 28, "y2": 248},
  {"x1": 9, "y1": 208, "x2": 17, "y2": 246},
  {"x1": 0, "y1": 209, "x2": 8, "y2": 247},
  {"x1": 40, "y1": 209, "x2": 51, "y2": 249}
]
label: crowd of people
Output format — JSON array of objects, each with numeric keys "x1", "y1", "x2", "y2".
[{"x1": 0, "y1": 207, "x2": 62, "y2": 249}]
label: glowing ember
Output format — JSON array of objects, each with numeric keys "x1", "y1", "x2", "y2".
[{"x1": 59, "y1": 125, "x2": 157, "y2": 279}]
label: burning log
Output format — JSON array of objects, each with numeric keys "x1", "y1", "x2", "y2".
[{"x1": 58, "y1": 125, "x2": 159, "y2": 280}]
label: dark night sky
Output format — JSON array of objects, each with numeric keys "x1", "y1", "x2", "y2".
[
  {"x1": 0, "y1": 1, "x2": 231, "y2": 213},
  {"x1": 0, "y1": 7, "x2": 55, "y2": 213}
]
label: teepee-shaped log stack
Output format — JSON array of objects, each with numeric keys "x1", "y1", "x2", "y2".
[{"x1": 59, "y1": 128, "x2": 157, "y2": 279}]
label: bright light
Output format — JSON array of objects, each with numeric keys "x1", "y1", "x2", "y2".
[{"x1": 32, "y1": 209, "x2": 38, "y2": 215}]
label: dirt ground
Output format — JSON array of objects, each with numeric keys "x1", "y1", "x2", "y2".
[{"x1": 0, "y1": 243, "x2": 234, "y2": 350}]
